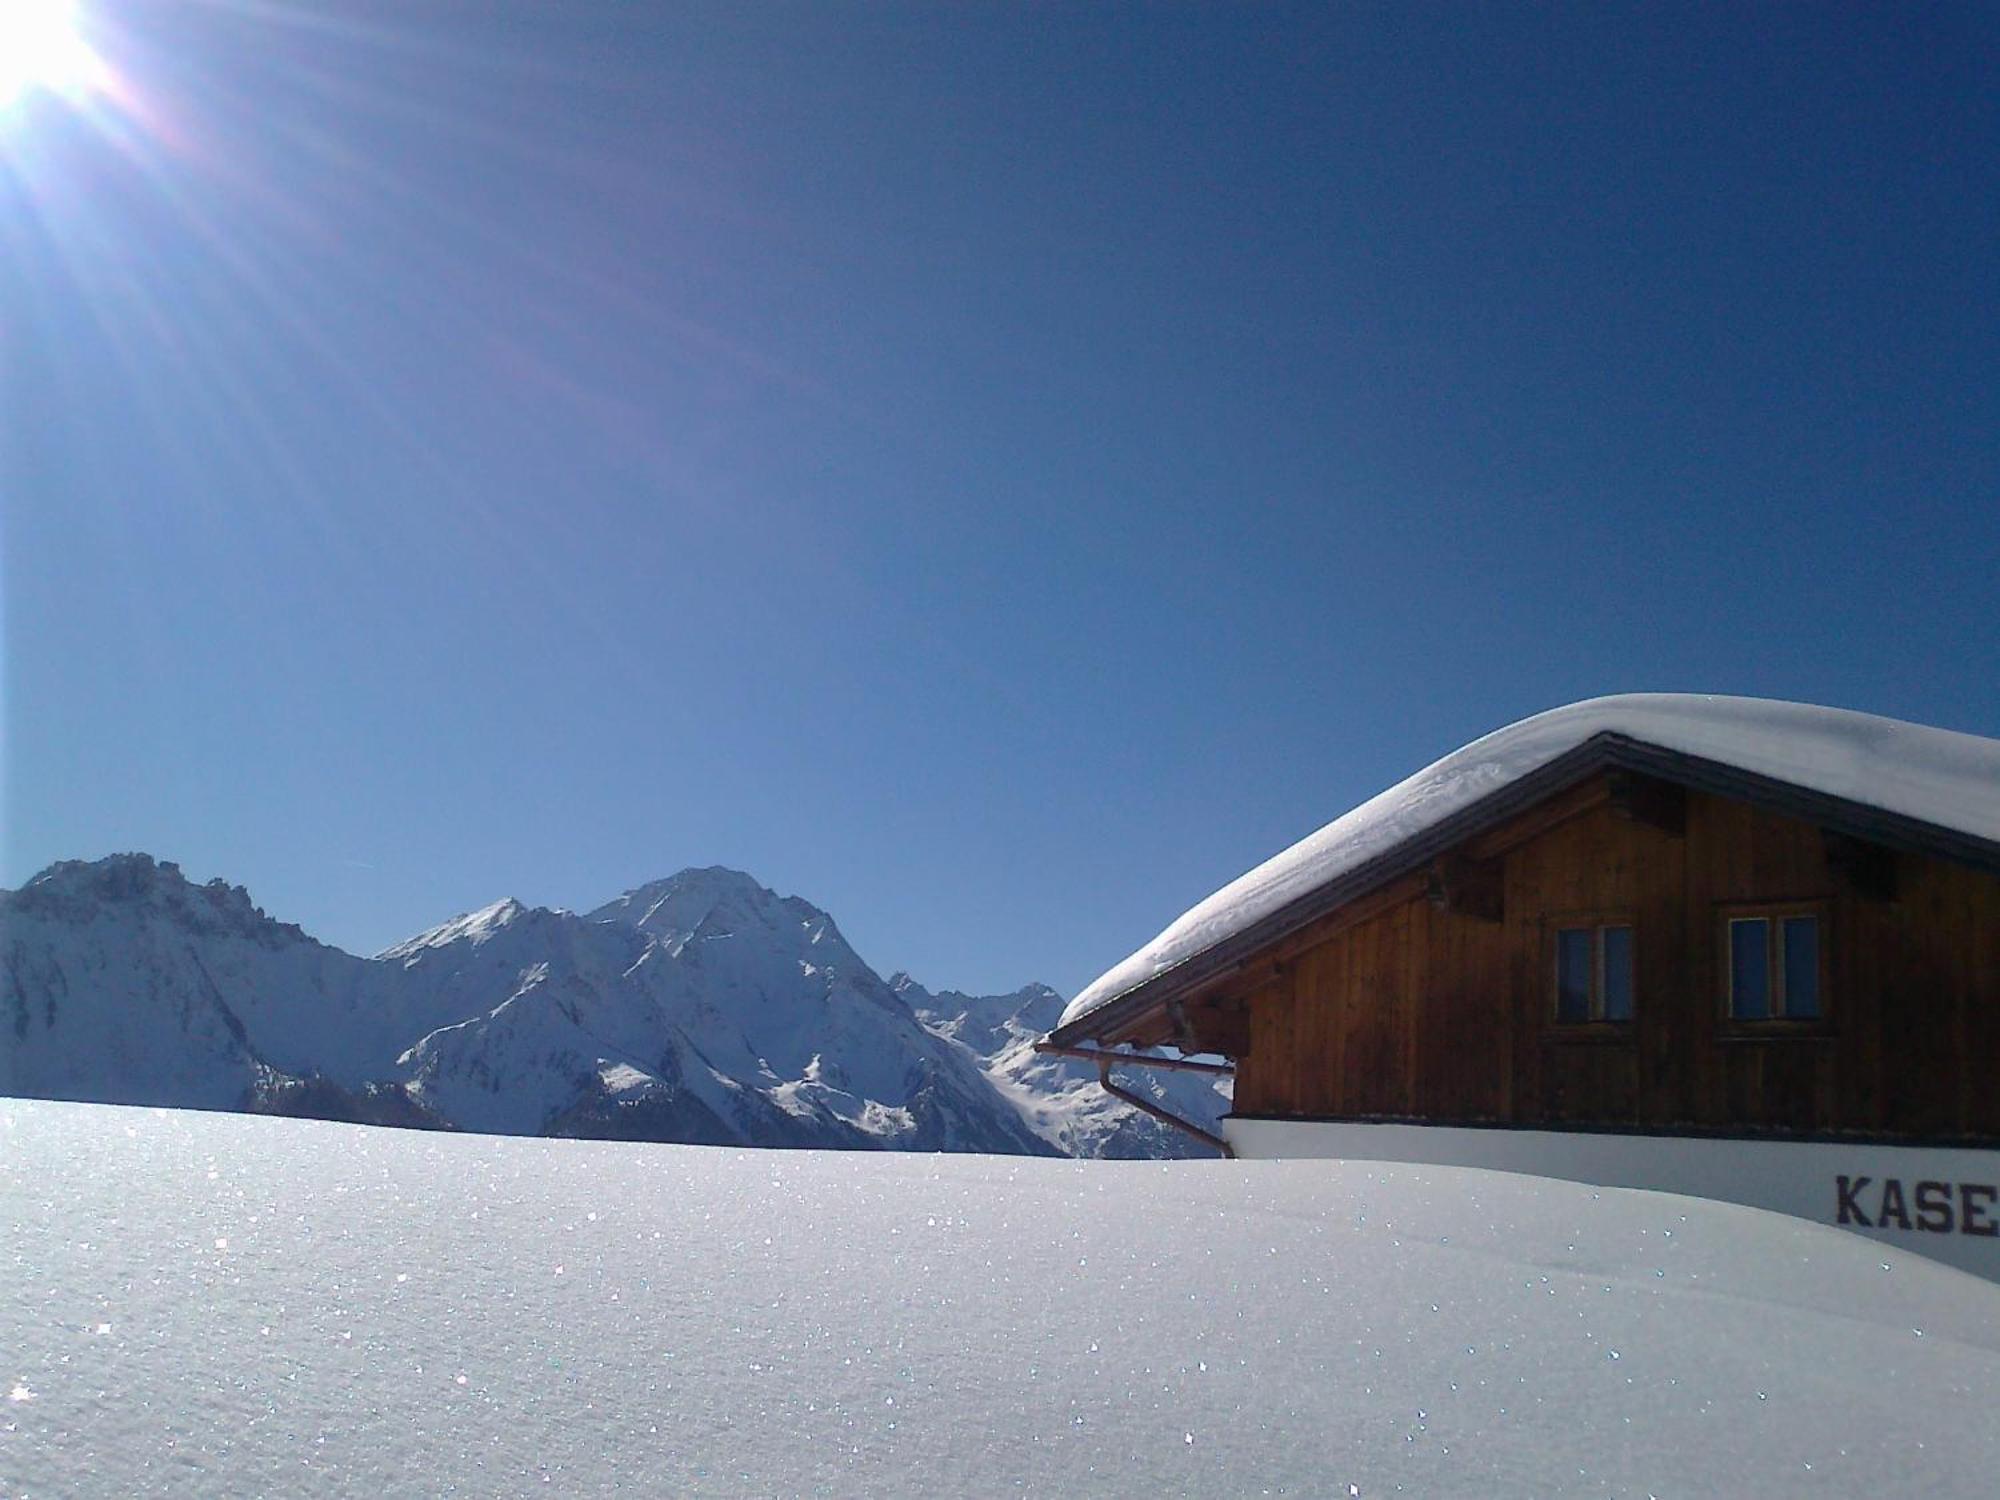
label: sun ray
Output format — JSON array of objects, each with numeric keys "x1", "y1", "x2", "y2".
[{"x1": 0, "y1": 0, "x2": 109, "y2": 112}]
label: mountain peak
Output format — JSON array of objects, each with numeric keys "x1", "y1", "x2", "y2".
[
  {"x1": 474, "y1": 895, "x2": 528, "y2": 927},
  {"x1": 5, "y1": 851, "x2": 1208, "y2": 1158},
  {"x1": 600, "y1": 865, "x2": 773, "y2": 908},
  {"x1": 18, "y1": 851, "x2": 187, "y2": 903},
  {"x1": 6, "y1": 852, "x2": 306, "y2": 946},
  {"x1": 378, "y1": 895, "x2": 537, "y2": 960},
  {"x1": 587, "y1": 866, "x2": 844, "y2": 946},
  {"x1": 906, "y1": 980, "x2": 1066, "y2": 1034}
]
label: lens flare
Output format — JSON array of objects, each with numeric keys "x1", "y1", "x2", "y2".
[{"x1": 0, "y1": 0, "x2": 105, "y2": 110}]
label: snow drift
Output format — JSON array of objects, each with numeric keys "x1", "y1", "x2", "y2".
[{"x1": 4, "y1": 1099, "x2": 1998, "y2": 1498}]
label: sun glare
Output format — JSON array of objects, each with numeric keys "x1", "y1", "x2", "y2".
[{"x1": 0, "y1": 0, "x2": 104, "y2": 111}]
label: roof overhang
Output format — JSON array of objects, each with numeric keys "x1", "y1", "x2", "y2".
[{"x1": 1047, "y1": 729, "x2": 2000, "y2": 1051}]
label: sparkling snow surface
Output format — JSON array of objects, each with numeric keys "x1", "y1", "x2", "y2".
[
  {"x1": 6, "y1": 1102, "x2": 2000, "y2": 1498},
  {"x1": 1062, "y1": 694, "x2": 2000, "y2": 1032}
]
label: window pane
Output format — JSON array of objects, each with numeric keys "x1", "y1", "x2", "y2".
[
  {"x1": 1556, "y1": 928, "x2": 1592, "y2": 1022},
  {"x1": 1730, "y1": 918, "x2": 1769, "y2": 1019},
  {"x1": 1782, "y1": 916, "x2": 1820, "y2": 1018},
  {"x1": 1600, "y1": 926, "x2": 1634, "y2": 1021}
]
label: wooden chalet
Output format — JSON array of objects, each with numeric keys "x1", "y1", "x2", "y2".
[{"x1": 1042, "y1": 696, "x2": 2000, "y2": 1278}]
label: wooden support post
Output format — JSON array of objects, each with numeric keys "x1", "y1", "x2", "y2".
[{"x1": 1180, "y1": 994, "x2": 1252, "y2": 1057}]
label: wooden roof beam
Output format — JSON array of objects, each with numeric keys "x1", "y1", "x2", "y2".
[
  {"x1": 1424, "y1": 853, "x2": 1504, "y2": 923},
  {"x1": 1825, "y1": 831, "x2": 1899, "y2": 902},
  {"x1": 1608, "y1": 770, "x2": 1687, "y2": 837},
  {"x1": 1464, "y1": 776, "x2": 1611, "y2": 861}
]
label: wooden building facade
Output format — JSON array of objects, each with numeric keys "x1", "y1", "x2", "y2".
[
  {"x1": 1045, "y1": 703, "x2": 2000, "y2": 1277},
  {"x1": 1219, "y1": 772, "x2": 2000, "y2": 1143}
]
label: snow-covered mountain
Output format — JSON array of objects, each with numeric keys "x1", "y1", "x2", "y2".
[
  {"x1": 895, "y1": 975, "x2": 1230, "y2": 1159},
  {"x1": 0, "y1": 854, "x2": 1209, "y2": 1157},
  {"x1": 0, "y1": 855, "x2": 434, "y2": 1126}
]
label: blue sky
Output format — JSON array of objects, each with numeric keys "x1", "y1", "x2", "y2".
[{"x1": 5, "y1": 2, "x2": 1997, "y2": 996}]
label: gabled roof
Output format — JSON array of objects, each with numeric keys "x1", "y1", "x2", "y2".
[{"x1": 1049, "y1": 695, "x2": 2000, "y2": 1048}]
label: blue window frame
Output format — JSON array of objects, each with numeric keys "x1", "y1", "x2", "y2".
[
  {"x1": 1728, "y1": 917, "x2": 1770, "y2": 1019},
  {"x1": 1726, "y1": 909, "x2": 1823, "y2": 1022},
  {"x1": 1554, "y1": 921, "x2": 1635, "y2": 1024}
]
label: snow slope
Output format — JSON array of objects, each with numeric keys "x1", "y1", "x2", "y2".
[
  {"x1": 1064, "y1": 693, "x2": 2000, "y2": 1031},
  {"x1": 897, "y1": 975, "x2": 1231, "y2": 1159},
  {"x1": 4, "y1": 1098, "x2": 1998, "y2": 1498}
]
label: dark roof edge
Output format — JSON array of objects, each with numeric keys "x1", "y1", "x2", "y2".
[
  {"x1": 1048, "y1": 731, "x2": 2000, "y2": 1047},
  {"x1": 1609, "y1": 737, "x2": 2000, "y2": 874}
]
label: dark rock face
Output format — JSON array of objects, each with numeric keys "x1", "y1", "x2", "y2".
[
  {"x1": 546, "y1": 1083, "x2": 741, "y2": 1147},
  {"x1": 246, "y1": 1076, "x2": 450, "y2": 1131}
]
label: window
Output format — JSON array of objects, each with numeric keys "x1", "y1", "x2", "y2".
[
  {"x1": 1725, "y1": 909, "x2": 1822, "y2": 1021},
  {"x1": 1554, "y1": 922, "x2": 1634, "y2": 1024}
]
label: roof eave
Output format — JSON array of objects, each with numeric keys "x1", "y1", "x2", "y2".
[{"x1": 1047, "y1": 730, "x2": 2000, "y2": 1049}]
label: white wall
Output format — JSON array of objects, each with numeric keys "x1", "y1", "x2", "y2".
[{"x1": 1225, "y1": 1117, "x2": 2000, "y2": 1282}]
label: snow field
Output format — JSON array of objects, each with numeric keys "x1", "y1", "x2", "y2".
[{"x1": 4, "y1": 1099, "x2": 1999, "y2": 1498}]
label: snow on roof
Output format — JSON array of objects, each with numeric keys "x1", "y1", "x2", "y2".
[
  {"x1": 1060, "y1": 694, "x2": 2000, "y2": 1034},
  {"x1": 7, "y1": 1097, "x2": 2000, "y2": 1497}
]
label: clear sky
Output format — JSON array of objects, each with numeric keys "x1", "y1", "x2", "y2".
[{"x1": 5, "y1": 2, "x2": 1997, "y2": 998}]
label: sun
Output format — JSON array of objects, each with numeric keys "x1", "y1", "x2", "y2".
[{"x1": 0, "y1": 0, "x2": 104, "y2": 111}]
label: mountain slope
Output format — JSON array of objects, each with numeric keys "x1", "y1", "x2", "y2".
[
  {"x1": 3, "y1": 855, "x2": 1165, "y2": 1157},
  {"x1": 896, "y1": 975, "x2": 1230, "y2": 1159},
  {"x1": 580, "y1": 868, "x2": 1055, "y2": 1154},
  {"x1": 1, "y1": 856, "x2": 381, "y2": 1113}
]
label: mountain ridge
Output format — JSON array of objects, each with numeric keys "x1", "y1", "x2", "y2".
[{"x1": 1, "y1": 853, "x2": 1226, "y2": 1157}]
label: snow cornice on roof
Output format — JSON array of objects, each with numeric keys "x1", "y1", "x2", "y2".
[{"x1": 1049, "y1": 695, "x2": 2000, "y2": 1048}]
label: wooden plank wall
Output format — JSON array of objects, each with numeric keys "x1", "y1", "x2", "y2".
[{"x1": 1233, "y1": 779, "x2": 2000, "y2": 1142}]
